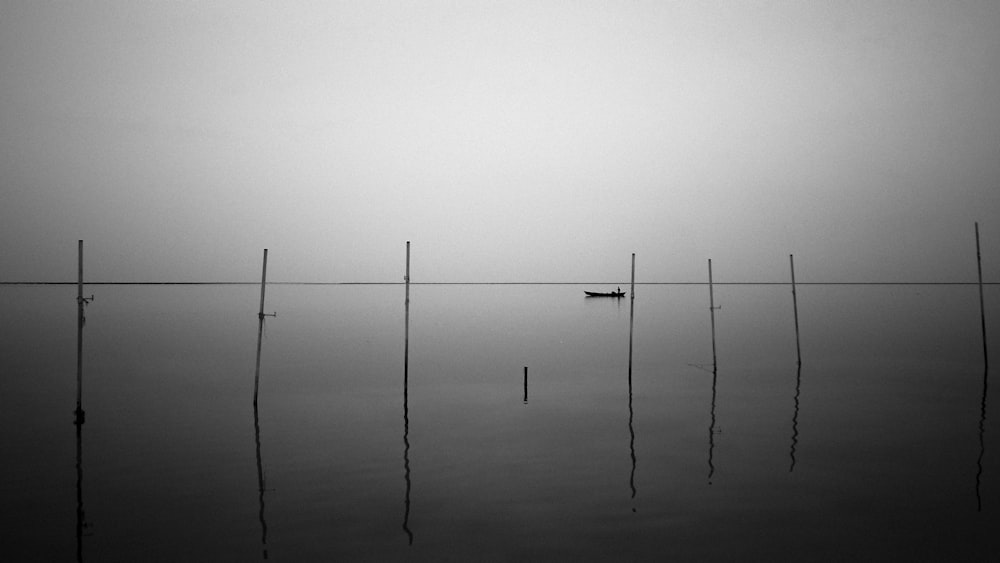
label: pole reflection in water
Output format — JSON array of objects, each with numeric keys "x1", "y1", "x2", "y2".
[
  {"x1": 976, "y1": 366, "x2": 989, "y2": 512},
  {"x1": 402, "y1": 241, "x2": 414, "y2": 545},
  {"x1": 789, "y1": 363, "x2": 802, "y2": 472},
  {"x1": 252, "y1": 316, "x2": 269, "y2": 559},
  {"x1": 707, "y1": 366, "x2": 718, "y2": 485},
  {"x1": 706, "y1": 258, "x2": 720, "y2": 485},
  {"x1": 75, "y1": 410, "x2": 86, "y2": 562},
  {"x1": 627, "y1": 274, "x2": 637, "y2": 511}
]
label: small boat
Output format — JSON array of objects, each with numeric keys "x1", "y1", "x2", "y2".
[{"x1": 584, "y1": 290, "x2": 626, "y2": 298}]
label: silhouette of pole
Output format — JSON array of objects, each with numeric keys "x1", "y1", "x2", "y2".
[
  {"x1": 628, "y1": 256, "x2": 636, "y2": 375},
  {"x1": 976, "y1": 223, "x2": 988, "y2": 371},
  {"x1": 258, "y1": 249, "x2": 268, "y2": 320},
  {"x1": 630, "y1": 253, "x2": 636, "y2": 299},
  {"x1": 790, "y1": 254, "x2": 802, "y2": 366},
  {"x1": 74, "y1": 240, "x2": 89, "y2": 557},
  {"x1": 523, "y1": 366, "x2": 528, "y2": 404},
  {"x1": 253, "y1": 249, "x2": 271, "y2": 408},
  {"x1": 75, "y1": 240, "x2": 85, "y2": 425},
  {"x1": 708, "y1": 259, "x2": 717, "y2": 369},
  {"x1": 627, "y1": 260, "x2": 637, "y2": 508},
  {"x1": 402, "y1": 240, "x2": 414, "y2": 544}
]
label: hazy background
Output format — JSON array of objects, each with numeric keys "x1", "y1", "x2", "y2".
[{"x1": 2, "y1": 1, "x2": 998, "y2": 283}]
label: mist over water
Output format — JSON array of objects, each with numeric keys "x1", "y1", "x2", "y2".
[{"x1": 2, "y1": 2, "x2": 999, "y2": 284}]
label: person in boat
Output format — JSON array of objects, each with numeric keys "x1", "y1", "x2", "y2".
[{"x1": 617, "y1": 286, "x2": 621, "y2": 294}]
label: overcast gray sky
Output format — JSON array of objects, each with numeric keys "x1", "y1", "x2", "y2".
[{"x1": 2, "y1": 1, "x2": 998, "y2": 283}]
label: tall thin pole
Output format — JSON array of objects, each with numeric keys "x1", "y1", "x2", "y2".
[
  {"x1": 253, "y1": 318, "x2": 264, "y2": 408},
  {"x1": 76, "y1": 240, "x2": 85, "y2": 423},
  {"x1": 523, "y1": 366, "x2": 528, "y2": 404},
  {"x1": 707, "y1": 259, "x2": 718, "y2": 482},
  {"x1": 404, "y1": 242, "x2": 411, "y2": 378},
  {"x1": 402, "y1": 240, "x2": 414, "y2": 544},
  {"x1": 976, "y1": 223, "x2": 988, "y2": 371},
  {"x1": 630, "y1": 253, "x2": 636, "y2": 299},
  {"x1": 253, "y1": 249, "x2": 268, "y2": 408},
  {"x1": 75, "y1": 239, "x2": 86, "y2": 557},
  {"x1": 627, "y1": 254, "x2": 637, "y2": 506},
  {"x1": 790, "y1": 254, "x2": 802, "y2": 366},
  {"x1": 628, "y1": 255, "x2": 636, "y2": 374},
  {"x1": 77, "y1": 239, "x2": 83, "y2": 304},
  {"x1": 708, "y1": 259, "x2": 717, "y2": 369},
  {"x1": 249, "y1": 247, "x2": 271, "y2": 554},
  {"x1": 258, "y1": 249, "x2": 268, "y2": 320}
]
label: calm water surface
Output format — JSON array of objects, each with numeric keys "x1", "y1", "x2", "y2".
[{"x1": 1, "y1": 283, "x2": 997, "y2": 561}]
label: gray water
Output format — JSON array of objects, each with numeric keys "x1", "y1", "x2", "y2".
[{"x1": 1, "y1": 283, "x2": 997, "y2": 561}]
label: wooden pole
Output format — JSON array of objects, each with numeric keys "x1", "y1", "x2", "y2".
[
  {"x1": 790, "y1": 254, "x2": 802, "y2": 366},
  {"x1": 258, "y1": 249, "x2": 268, "y2": 320},
  {"x1": 77, "y1": 240, "x2": 83, "y2": 305},
  {"x1": 976, "y1": 223, "x2": 988, "y2": 371},
  {"x1": 75, "y1": 240, "x2": 85, "y2": 424},
  {"x1": 628, "y1": 254, "x2": 636, "y2": 371},
  {"x1": 405, "y1": 241, "x2": 411, "y2": 303},
  {"x1": 402, "y1": 251, "x2": 413, "y2": 544},
  {"x1": 630, "y1": 253, "x2": 636, "y2": 299},
  {"x1": 708, "y1": 259, "x2": 717, "y2": 369},
  {"x1": 627, "y1": 265, "x2": 637, "y2": 505},
  {"x1": 404, "y1": 241, "x2": 411, "y2": 363},
  {"x1": 523, "y1": 366, "x2": 528, "y2": 404},
  {"x1": 253, "y1": 248, "x2": 269, "y2": 407},
  {"x1": 404, "y1": 242, "x2": 411, "y2": 381}
]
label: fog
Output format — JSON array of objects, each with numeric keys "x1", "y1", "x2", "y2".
[{"x1": 2, "y1": 1, "x2": 998, "y2": 283}]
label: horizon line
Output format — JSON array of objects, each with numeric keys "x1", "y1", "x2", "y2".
[{"x1": 1, "y1": 281, "x2": 997, "y2": 286}]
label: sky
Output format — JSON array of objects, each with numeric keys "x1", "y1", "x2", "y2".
[{"x1": 2, "y1": 1, "x2": 999, "y2": 283}]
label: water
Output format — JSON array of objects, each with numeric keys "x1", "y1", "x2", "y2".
[{"x1": 1, "y1": 283, "x2": 997, "y2": 561}]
